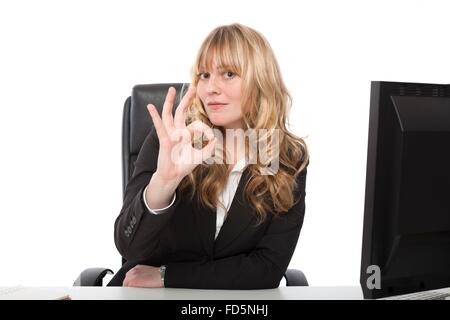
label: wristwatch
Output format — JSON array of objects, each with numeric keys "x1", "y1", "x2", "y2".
[{"x1": 159, "y1": 265, "x2": 167, "y2": 287}]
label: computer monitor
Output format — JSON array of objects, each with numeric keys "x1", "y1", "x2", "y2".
[{"x1": 360, "y1": 81, "x2": 450, "y2": 299}]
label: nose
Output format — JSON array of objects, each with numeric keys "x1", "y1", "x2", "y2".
[{"x1": 206, "y1": 74, "x2": 221, "y2": 94}]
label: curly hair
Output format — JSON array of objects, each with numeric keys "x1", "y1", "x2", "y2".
[{"x1": 178, "y1": 23, "x2": 309, "y2": 223}]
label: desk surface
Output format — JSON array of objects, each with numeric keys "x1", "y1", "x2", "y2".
[{"x1": 0, "y1": 286, "x2": 363, "y2": 300}]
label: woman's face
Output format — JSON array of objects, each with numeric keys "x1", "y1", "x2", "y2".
[{"x1": 196, "y1": 60, "x2": 244, "y2": 130}]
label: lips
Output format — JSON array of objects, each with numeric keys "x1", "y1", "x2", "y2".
[{"x1": 207, "y1": 102, "x2": 228, "y2": 110}]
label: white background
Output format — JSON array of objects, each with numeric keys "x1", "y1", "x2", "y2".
[{"x1": 0, "y1": 0, "x2": 449, "y2": 287}]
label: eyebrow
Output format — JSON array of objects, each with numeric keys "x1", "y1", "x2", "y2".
[{"x1": 199, "y1": 63, "x2": 231, "y2": 70}]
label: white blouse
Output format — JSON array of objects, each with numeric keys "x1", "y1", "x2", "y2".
[{"x1": 143, "y1": 158, "x2": 247, "y2": 240}]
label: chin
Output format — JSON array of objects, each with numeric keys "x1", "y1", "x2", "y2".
[
  {"x1": 208, "y1": 115, "x2": 229, "y2": 127},
  {"x1": 207, "y1": 113, "x2": 243, "y2": 129}
]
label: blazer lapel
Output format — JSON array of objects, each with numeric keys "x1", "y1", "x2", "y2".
[
  {"x1": 193, "y1": 196, "x2": 217, "y2": 258},
  {"x1": 214, "y1": 169, "x2": 256, "y2": 253}
]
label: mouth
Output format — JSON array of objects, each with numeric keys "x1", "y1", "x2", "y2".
[{"x1": 207, "y1": 103, "x2": 228, "y2": 110}]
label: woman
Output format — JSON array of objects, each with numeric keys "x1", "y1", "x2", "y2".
[{"x1": 109, "y1": 23, "x2": 309, "y2": 289}]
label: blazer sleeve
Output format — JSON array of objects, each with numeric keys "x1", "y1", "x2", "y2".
[
  {"x1": 164, "y1": 168, "x2": 308, "y2": 289},
  {"x1": 114, "y1": 128, "x2": 181, "y2": 261}
]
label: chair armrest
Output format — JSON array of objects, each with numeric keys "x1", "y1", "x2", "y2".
[
  {"x1": 73, "y1": 268, "x2": 114, "y2": 286},
  {"x1": 284, "y1": 269, "x2": 308, "y2": 286}
]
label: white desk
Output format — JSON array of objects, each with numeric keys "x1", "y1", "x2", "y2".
[{"x1": 0, "y1": 286, "x2": 363, "y2": 300}]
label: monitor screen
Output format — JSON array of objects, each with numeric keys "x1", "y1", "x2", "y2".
[{"x1": 360, "y1": 81, "x2": 450, "y2": 299}]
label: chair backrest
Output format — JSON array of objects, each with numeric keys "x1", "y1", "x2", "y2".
[{"x1": 122, "y1": 83, "x2": 189, "y2": 199}]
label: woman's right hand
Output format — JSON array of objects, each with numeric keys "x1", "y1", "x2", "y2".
[{"x1": 146, "y1": 85, "x2": 217, "y2": 185}]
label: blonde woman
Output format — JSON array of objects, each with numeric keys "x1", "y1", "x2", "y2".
[{"x1": 110, "y1": 23, "x2": 309, "y2": 289}]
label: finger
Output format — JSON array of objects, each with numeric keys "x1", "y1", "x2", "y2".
[
  {"x1": 123, "y1": 267, "x2": 136, "y2": 287},
  {"x1": 172, "y1": 127, "x2": 192, "y2": 145},
  {"x1": 162, "y1": 87, "x2": 176, "y2": 130},
  {"x1": 186, "y1": 120, "x2": 215, "y2": 141},
  {"x1": 174, "y1": 85, "x2": 196, "y2": 128},
  {"x1": 147, "y1": 104, "x2": 169, "y2": 144},
  {"x1": 123, "y1": 275, "x2": 129, "y2": 287}
]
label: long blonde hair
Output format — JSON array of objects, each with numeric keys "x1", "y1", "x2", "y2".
[{"x1": 178, "y1": 23, "x2": 309, "y2": 222}]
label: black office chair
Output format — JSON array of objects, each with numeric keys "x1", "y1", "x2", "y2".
[{"x1": 74, "y1": 83, "x2": 308, "y2": 287}]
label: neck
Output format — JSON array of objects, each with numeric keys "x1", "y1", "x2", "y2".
[{"x1": 223, "y1": 137, "x2": 246, "y2": 166}]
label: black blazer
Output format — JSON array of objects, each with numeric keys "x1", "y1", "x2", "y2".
[{"x1": 113, "y1": 128, "x2": 307, "y2": 289}]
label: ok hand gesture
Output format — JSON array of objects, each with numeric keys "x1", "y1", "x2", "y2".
[{"x1": 147, "y1": 86, "x2": 217, "y2": 184}]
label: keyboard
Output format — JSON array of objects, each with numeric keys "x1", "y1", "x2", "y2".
[{"x1": 380, "y1": 288, "x2": 450, "y2": 300}]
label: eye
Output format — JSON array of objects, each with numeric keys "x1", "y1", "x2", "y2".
[
  {"x1": 224, "y1": 71, "x2": 235, "y2": 79},
  {"x1": 198, "y1": 72, "x2": 210, "y2": 80}
]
